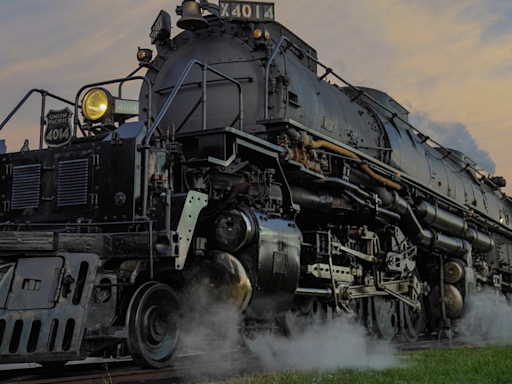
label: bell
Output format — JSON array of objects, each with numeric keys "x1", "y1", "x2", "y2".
[{"x1": 177, "y1": 0, "x2": 209, "y2": 31}]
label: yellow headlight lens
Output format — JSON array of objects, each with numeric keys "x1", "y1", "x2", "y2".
[
  {"x1": 253, "y1": 29, "x2": 263, "y2": 39},
  {"x1": 83, "y1": 88, "x2": 109, "y2": 121}
]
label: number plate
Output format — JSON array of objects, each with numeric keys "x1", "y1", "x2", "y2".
[
  {"x1": 44, "y1": 108, "x2": 73, "y2": 147},
  {"x1": 219, "y1": 1, "x2": 275, "y2": 22},
  {"x1": 114, "y1": 99, "x2": 140, "y2": 116}
]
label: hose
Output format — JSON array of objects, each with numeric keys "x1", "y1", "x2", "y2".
[{"x1": 300, "y1": 133, "x2": 403, "y2": 191}]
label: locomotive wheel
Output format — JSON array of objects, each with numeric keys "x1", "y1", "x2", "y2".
[
  {"x1": 126, "y1": 282, "x2": 181, "y2": 369},
  {"x1": 241, "y1": 318, "x2": 287, "y2": 354},
  {"x1": 373, "y1": 296, "x2": 399, "y2": 340},
  {"x1": 286, "y1": 297, "x2": 326, "y2": 335},
  {"x1": 348, "y1": 298, "x2": 365, "y2": 327},
  {"x1": 400, "y1": 297, "x2": 426, "y2": 343}
]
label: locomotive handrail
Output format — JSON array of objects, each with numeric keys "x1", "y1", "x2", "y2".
[
  {"x1": 264, "y1": 36, "x2": 288, "y2": 120},
  {"x1": 265, "y1": 36, "x2": 490, "y2": 183},
  {"x1": 141, "y1": 59, "x2": 244, "y2": 218},
  {"x1": 143, "y1": 59, "x2": 244, "y2": 145},
  {"x1": 118, "y1": 65, "x2": 144, "y2": 99},
  {"x1": 74, "y1": 76, "x2": 153, "y2": 138},
  {"x1": 0, "y1": 88, "x2": 77, "y2": 150}
]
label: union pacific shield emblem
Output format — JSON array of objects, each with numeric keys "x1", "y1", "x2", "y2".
[{"x1": 44, "y1": 108, "x2": 73, "y2": 147}]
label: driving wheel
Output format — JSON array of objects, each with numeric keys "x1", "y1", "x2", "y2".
[
  {"x1": 400, "y1": 297, "x2": 426, "y2": 342},
  {"x1": 373, "y1": 296, "x2": 399, "y2": 340},
  {"x1": 126, "y1": 282, "x2": 181, "y2": 368},
  {"x1": 286, "y1": 297, "x2": 327, "y2": 335}
]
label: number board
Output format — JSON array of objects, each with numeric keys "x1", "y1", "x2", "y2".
[
  {"x1": 114, "y1": 99, "x2": 139, "y2": 116},
  {"x1": 44, "y1": 108, "x2": 73, "y2": 147},
  {"x1": 219, "y1": 1, "x2": 275, "y2": 22}
]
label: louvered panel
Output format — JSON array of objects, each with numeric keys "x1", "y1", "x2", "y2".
[
  {"x1": 58, "y1": 159, "x2": 89, "y2": 207},
  {"x1": 11, "y1": 164, "x2": 41, "y2": 210}
]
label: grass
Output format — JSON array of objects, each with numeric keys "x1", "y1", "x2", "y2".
[{"x1": 209, "y1": 346, "x2": 512, "y2": 384}]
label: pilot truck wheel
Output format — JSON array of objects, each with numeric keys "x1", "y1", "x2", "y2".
[{"x1": 126, "y1": 282, "x2": 181, "y2": 368}]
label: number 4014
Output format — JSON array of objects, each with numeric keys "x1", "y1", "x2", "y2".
[{"x1": 46, "y1": 127, "x2": 70, "y2": 142}]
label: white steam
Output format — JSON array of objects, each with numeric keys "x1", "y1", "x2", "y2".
[
  {"x1": 180, "y1": 285, "x2": 398, "y2": 374},
  {"x1": 247, "y1": 316, "x2": 397, "y2": 371},
  {"x1": 455, "y1": 290, "x2": 512, "y2": 341}
]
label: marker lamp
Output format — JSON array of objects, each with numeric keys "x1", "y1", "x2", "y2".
[{"x1": 253, "y1": 29, "x2": 263, "y2": 39}]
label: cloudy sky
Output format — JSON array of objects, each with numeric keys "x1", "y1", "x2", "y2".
[{"x1": 1, "y1": 0, "x2": 511, "y2": 191}]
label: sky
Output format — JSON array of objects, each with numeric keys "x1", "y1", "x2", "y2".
[{"x1": 0, "y1": 0, "x2": 511, "y2": 192}]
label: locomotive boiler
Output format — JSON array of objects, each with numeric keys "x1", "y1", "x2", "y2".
[{"x1": 0, "y1": 0, "x2": 511, "y2": 369}]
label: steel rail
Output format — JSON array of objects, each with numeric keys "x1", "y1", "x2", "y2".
[{"x1": 0, "y1": 355, "x2": 261, "y2": 384}]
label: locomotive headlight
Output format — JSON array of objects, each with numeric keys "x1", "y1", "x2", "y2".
[
  {"x1": 82, "y1": 88, "x2": 112, "y2": 122},
  {"x1": 253, "y1": 28, "x2": 263, "y2": 39}
]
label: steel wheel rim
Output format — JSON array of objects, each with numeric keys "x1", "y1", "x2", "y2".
[
  {"x1": 373, "y1": 296, "x2": 398, "y2": 340},
  {"x1": 126, "y1": 282, "x2": 181, "y2": 368},
  {"x1": 402, "y1": 297, "x2": 426, "y2": 342}
]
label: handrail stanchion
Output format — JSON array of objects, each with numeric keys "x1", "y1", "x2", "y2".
[
  {"x1": 118, "y1": 66, "x2": 143, "y2": 99},
  {"x1": 39, "y1": 91, "x2": 47, "y2": 149},
  {"x1": 202, "y1": 65, "x2": 207, "y2": 130}
]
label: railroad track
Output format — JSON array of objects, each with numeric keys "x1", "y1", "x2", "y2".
[
  {"x1": 0, "y1": 336, "x2": 506, "y2": 384},
  {"x1": 0, "y1": 353, "x2": 263, "y2": 384}
]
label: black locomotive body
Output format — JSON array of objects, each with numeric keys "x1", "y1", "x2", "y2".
[{"x1": 0, "y1": 1, "x2": 511, "y2": 368}]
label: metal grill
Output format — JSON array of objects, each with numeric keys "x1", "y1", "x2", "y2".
[
  {"x1": 57, "y1": 159, "x2": 89, "y2": 207},
  {"x1": 11, "y1": 164, "x2": 41, "y2": 210}
]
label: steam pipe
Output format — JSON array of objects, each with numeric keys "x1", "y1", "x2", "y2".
[
  {"x1": 314, "y1": 176, "x2": 372, "y2": 199},
  {"x1": 464, "y1": 228, "x2": 494, "y2": 253},
  {"x1": 383, "y1": 190, "x2": 471, "y2": 256},
  {"x1": 295, "y1": 287, "x2": 333, "y2": 299},
  {"x1": 415, "y1": 199, "x2": 494, "y2": 252},
  {"x1": 416, "y1": 200, "x2": 468, "y2": 237},
  {"x1": 290, "y1": 186, "x2": 336, "y2": 213},
  {"x1": 300, "y1": 132, "x2": 403, "y2": 191}
]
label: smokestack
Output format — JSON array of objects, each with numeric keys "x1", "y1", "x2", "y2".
[{"x1": 0, "y1": 140, "x2": 6, "y2": 154}]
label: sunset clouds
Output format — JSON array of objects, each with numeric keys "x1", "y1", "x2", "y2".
[{"x1": 1, "y1": 0, "x2": 511, "y2": 190}]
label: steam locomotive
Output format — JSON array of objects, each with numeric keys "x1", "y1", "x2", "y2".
[{"x1": 0, "y1": 0, "x2": 511, "y2": 369}]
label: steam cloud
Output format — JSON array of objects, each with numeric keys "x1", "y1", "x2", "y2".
[
  {"x1": 455, "y1": 290, "x2": 512, "y2": 341},
  {"x1": 180, "y1": 286, "x2": 397, "y2": 376},
  {"x1": 410, "y1": 112, "x2": 497, "y2": 175},
  {"x1": 245, "y1": 316, "x2": 397, "y2": 371}
]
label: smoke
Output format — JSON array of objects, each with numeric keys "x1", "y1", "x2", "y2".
[
  {"x1": 179, "y1": 283, "x2": 398, "y2": 375},
  {"x1": 410, "y1": 112, "x2": 497, "y2": 175},
  {"x1": 179, "y1": 284, "x2": 244, "y2": 362},
  {"x1": 246, "y1": 315, "x2": 398, "y2": 372},
  {"x1": 455, "y1": 290, "x2": 512, "y2": 341}
]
